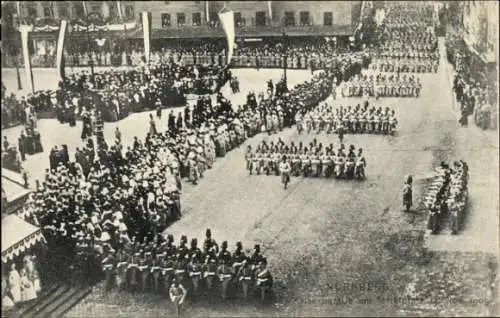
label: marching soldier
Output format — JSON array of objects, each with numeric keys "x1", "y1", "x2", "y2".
[
  {"x1": 203, "y1": 229, "x2": 219, "y2": 255},
  {"x1": 218, "y1": 241, "x2": 232, "y2": 264}
]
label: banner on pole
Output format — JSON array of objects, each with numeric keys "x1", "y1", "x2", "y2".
[
  {"x1": 19, "y1": 25, "x2": 34, "y2": 93},
  {"x1": 205, "y1": 0, "x2": 210, "y2": 22},
  {"x1": 117, "y1": 1, "x2": 123, "y2": 21},
  {"x1": 218, "y1": 10, "x2": 235, "y2": 66},
  {"x1": 141, "y1": 12, "x2": 152, "y2": 65},
  {"x1": 56, "y1": 20, "x2": 68, "y2": 81}
]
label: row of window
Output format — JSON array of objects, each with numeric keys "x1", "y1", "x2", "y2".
[
  {"x1": 159, "y1": 11, "x2": 335, "y2": 28},
  {"x1": 20, "y1": 3, "x2": 335, "y2": 28},
  {"x1": 21, "y1": 3, "x2": 135, "y2": 21}
]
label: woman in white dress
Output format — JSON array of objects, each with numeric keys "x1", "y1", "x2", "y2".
[
  {"x1": 25, "y1": 256, "x2": 41, "y2": 295},
  {"x1": 8, "y1": 264, "x2": 21, "y2": 304},
  {"x1": 20, "y1": 268, "x2": 37, "y2": 302}
]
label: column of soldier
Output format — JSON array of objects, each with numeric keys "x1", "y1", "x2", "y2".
[
  {"x1": 297, "y1": 101, "x2": 398, "y2": 136},
  {"x1": 18, "y1": 70, "x2": 335, "y2": 286},
  {"x1": 339, "y1": 72, "x2": 423, "y2": 98},
  {"x1": 100, "y1": 229, "x2": 274, "y2": 302},
  {"x1": 423, "y1": 161, "x2": 469, "y2": 235},
  {"x1": 339, "y1": 3, "x2": 439, "y2": 99},
  {"x1": 372, "y1": 3, "x2": 439, "y2": 75},
  {"x1": 246, "y1": 138, "x2": 366, "y2": 181}
]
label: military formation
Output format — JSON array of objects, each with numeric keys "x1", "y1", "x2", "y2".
[
  {"x1": 369, "y1": 57, "x2": 439, "y2": 74},
  {"x1": 424, "y1": 161, "x2": 469, "y2": 235},
  {"x1": 339, "y1": 73, "x2": 423, "y2": 98},
  {"x1": 100, "y1": 230, "x2": 274, "y2": 303},
  {"x1": 297, "y1": 102, "x2": 398, "y2": 136},
  {"x1": 246, "y1": 139, "x2": 367, "y2": 180}
]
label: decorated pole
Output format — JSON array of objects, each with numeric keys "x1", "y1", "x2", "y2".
[
  {"x1": 82, "y1": 1, "x2": 95, "y2": 83},
  {"x1": 282, "y1": 30, "x2": 288, "y2": 91}
]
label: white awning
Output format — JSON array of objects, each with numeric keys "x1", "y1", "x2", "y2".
[{"x1": 2, "y1": 215, "x2": 45, "y2": 263}]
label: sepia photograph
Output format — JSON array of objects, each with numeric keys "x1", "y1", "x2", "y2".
[{"x1": 1, "y1": 1, "x2": 499, "y2": 317}]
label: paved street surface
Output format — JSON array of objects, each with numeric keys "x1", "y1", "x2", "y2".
[{"x1": 3, "y1": 39, "x2": 498, "y2": 317}]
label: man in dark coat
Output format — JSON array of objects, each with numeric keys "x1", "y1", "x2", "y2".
[{"x1": 168, "y1": 110, "x2": 176, "y2": 132}]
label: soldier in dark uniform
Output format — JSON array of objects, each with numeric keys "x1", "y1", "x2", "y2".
[
  {"x1": 189, "y1": 238, "x2": 201, "y2": 259},
  {"x1": 177, "y1": 235, "x2": 189, "y2": 258},
  {"x1": 176, "y1": 112, "x2": 183, "y2": 132},
  {"x1": 155, "y1": 99, "x2": 162, "y2": 119},
  {"x1": 255, "y1": 258, "x2": 273, "y2": 304},
  {"x1": 18, "y1": 133, "x2": 26, "y2": 161},
  {"x1": 168, "y1": 110, "x2": 176, "y2": 132},
  {"x1": 203, "y1": 229, "x2": 218, "y2": 254},
  {"x1": 249, "y1": 244, "x2": 264, "y2": 270},
  {"x1": 184, "y1": 105, "x2": 191, "y2": 128},
  {"x1": 150, "y1": 256, "x2": 162, "y2": 293},
  {"x1": 102, "y1": 250, "x2": 116, "y2": 291},
  {"x1": 217, "y1": 241, "x2": 232, "y2": 265},
  {"x1": 231, "y1": 242, "x2": 246, "y2": 274}
]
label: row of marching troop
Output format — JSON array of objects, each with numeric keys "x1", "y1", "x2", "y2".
[
  {"x1": 100, "y1": 230, "x2": 274, "y2": 304},
  {"x1": 422, "y1": 161, "x2": 469, "y2": 235},
  {"x1": 368, "y1": 57, "x2": 439, "y2": 74},
  {"x1": 337, "y1": 73, "x2": 423, "y2": 98},
  {"x1": 296, "y1": 101, "x2": 398, "y2": 136},
  {"x1": 245, "y1": 138, "x2": 367, "y2": 180}
]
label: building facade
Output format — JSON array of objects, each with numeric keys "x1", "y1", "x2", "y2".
[
  {"x1": 15, "y1": 1, "x2": 135, "y2": 23},
  {"x1": 7, "y1": 1, "x2": 360, "y2": 37},
  {"x1": 462, "y1": 0, "x2": 498, "y2": 64}
]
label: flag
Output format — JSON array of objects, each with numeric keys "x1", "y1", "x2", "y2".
[
  {"x1": 16, "y1": 1, "x2": 21, "y2": 17},
  {"x1": 82, "y1": 1, "x2": 88, "y2": 17},
  {"x1": 19, "y1": 25, "x2": 34, "y2": 93},
  {"x1": 117, "y1": 1, "x2": 123, "y2": 21},
  {"x1": 205, "y1": 0, "x2": 210, "y2": 22},
  {"x1": 268, "y1": 1, "x2": 273, "y2": 20},
  {"x1": 218, "y1": 9, "x2": 235, "y2": 66},
  {"x1": 141, "y1": 12, "x2": 152, "y2": 65},
  {"x1": 56, "y1": 20, "x2": 68, "y2": 81}
]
